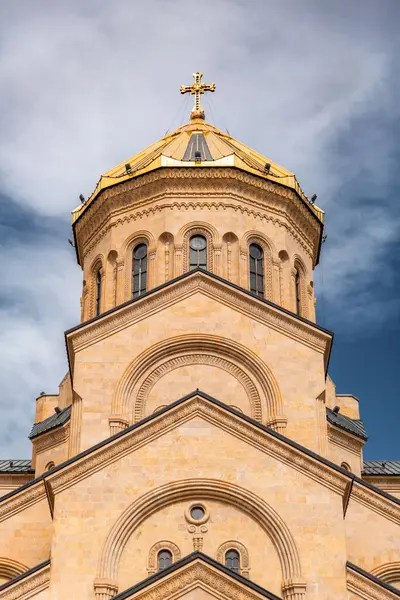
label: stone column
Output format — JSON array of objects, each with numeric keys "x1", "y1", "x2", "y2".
[
  {"x1": 272, "y1": 258, "x2": 281, "y2": 304},
  {"x1": 282, "y1": 579, "x2": 307, "y2": 600},
  {"x1": 164, "y1": 241, "x2": 170, "y2": 282},
  {"x1": 68, "y1": 392, "x2": 82, "y2": 458},
  {"x1": 108, "y1": 415, "x2": 130, "y2": 436},
  {"x1": 239, "y1": 248, "x2": 248, "y2": 288},
  {"x1": 214, "y1": 243, "x2": 222, "y2": 276},
  {"x1": 115, "y1": 258, "x2": 125, "y2": 305},
  {"x1": 148, "y1": 250, "x2": 157, "y2": 288},
  {"x1": 93, "y1": 579, "x2": 118, "y2": 600},
  {"x1": 174, "y1": 244, "x2": 183, "y2": 277},
  {"x1": 227, "y1": 241, "x2": 232, "y2": 282}
]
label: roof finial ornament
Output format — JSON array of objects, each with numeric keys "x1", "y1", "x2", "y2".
[{"x1": 180, "y1": 72, "x2": 216, "y2": 120}]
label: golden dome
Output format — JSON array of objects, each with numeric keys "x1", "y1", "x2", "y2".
[{"x1": 72, "y1": 118, "x2": 324, "y2": 224}]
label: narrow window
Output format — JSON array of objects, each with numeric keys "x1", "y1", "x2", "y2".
[
  {"x1": 133, "y1": 243, "x2": 148, "y2": 298},
  {"x1": 295, "y1": 269, "x2": 301, "y2": 315},
  {"x1": 225, "y1": 549, "x2": 240, "y2": 573},
  {"x1": 249, "y1": 244, "x2": 264, "y2": 297},
  {"x1": 95, "y1": 270, "x2": 102, "y2": 316},
  {"x1": 189, "y1": 235, "x2": 207, "y2": 270},
  {"x1": 157, "y1": 549, "x2": 172, "y2": 571}
]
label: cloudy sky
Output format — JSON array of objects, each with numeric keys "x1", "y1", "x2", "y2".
[{"x1": 0, "y1": 0, "x2": 399, "y2": 459}]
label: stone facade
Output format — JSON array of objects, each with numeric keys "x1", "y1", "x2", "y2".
[{"x1": 0, "y1": 114, "x2": 398, "y2": 600}]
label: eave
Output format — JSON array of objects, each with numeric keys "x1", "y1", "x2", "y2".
[{"x1": 71, "y1": 165, "x2": 324, "y2": 267}]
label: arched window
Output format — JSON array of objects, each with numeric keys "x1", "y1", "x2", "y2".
[
  {"x1": 157, "y1": 549, "x2": 172, "y2": 571},
  {"x1": 45, "y1": 461, "x2": 55, "y2": 471},
  {"x1": 249, "y1": 244, "x2": 264, "y2": 297},
  {"x1": 95, "y1": 270, "x2": 102, "y2": 316},
  {"x1": 132, "y1": 243, "x2": 148, "y2": 298},
  {"x1": 189, "y1": 235, "x2": 207, "y2": 270},
  {"x1": 294, "y1": 268, "x2": 301, "y2": 315},
  {"x1": 225, "y1": 549, "x2": 240, "y2": 573}
]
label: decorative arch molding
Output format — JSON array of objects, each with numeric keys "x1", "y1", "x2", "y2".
[
  {"x1": 371, "y1": 562, "x2": 400, "y2": 586},
  {"x1": 216, "y1": 540, "x2": 250, "y2": 578},
  {"x1": 177, "y1": 221, "x2": 220, "y2": 275},
  {"x1": 291, "y1": 254, "x2": 308, "y2": 319},
  {"x1": 0, "y1": 557, "x2": 29, "y2": 580},
  {"x1": 111, "y1": 334, "x2": 285, "y2": 432},
  {"x1": 240, "y1": 230, "x2": 277, "y2": 301},
  {"x1": 136, "y1": 353, "x2": 261, "y2": 423},
  {"x1": 122, "y1": 230, "x2": 156, "y2": 299},
  {"x1": 88, "y1": 254, "x2": 105, "y2": 319},
  {"x1": 95, "y1": 479, "x2": 304, "y2": 600},
  {"x1": 147, "y1": 540, "x2": 181, "y2": 575}
]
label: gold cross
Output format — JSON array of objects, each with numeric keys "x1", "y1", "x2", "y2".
[{"x1": 180, "y1": 72, "x2": 216, "y2": 120}]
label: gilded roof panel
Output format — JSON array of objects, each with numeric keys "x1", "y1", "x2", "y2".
[{"x1": 72, "y1": 118, "x2": 324, "y2": 225}]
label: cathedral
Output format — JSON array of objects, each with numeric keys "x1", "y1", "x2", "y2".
[{"x1": 1, "y1": 73, "x2": 399, "y2": 600}]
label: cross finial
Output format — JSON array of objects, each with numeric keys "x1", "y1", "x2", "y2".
[{"x1": 180, "y1": 72, "x2": 216, "y2": 120}]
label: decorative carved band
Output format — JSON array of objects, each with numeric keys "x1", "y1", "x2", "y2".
[
  {"x1": 0, "y1": 563, "x2": 50, "y2": 600},
  {"x1": 135, "y1": 353, "x2": 262, "y2": 423},
  {"x1": 347, "y1": 565, "x2": 399, "y2": 600}
]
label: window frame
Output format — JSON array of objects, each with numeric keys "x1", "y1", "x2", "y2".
[{"x1": 132, "y1": 243, "x2": 148, "y2": 298}]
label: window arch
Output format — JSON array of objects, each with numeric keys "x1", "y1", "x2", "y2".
[
  {"x1": 147, "y1": 541, "x2": 181, "y2": 575},
  {"x1": 216, "y1": 541, "x2": 250, "y2": 578},
  {"x1": 341, "y1": 462, "x2": 351, "y2": 472},
  {"x1": 249, "y1": 243, "x2": 264, "y2": 297},
  {"x1": 225, "y1": 549, "x2": 240, "y2": 573},
  {"x1": 157, "y1": 549, "x2": 172, "y2": 571},
  {"x1": 45, "y1": 461, "x2": 55, "y2": 471},
  {"x1": 132, "y1": 243, "x2": 148, "y2": 298},
  {"x1": 189, "y1": 235, "x2": 207, "y2": 270},
  {"x1": 95, "y1": 270, "x2": 102, "y2": 316}
]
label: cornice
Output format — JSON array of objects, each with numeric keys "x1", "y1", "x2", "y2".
[
  {"x1": 32, "y1": 422, "x2": 70, "y2": 454},
  {"x1": 66, "y1": 270, "x2": 332, "y2": 373},
  {"x1": 347, "y1": 563, "x2": 400, "y2": 600},
  {"x1": 327, "y1": 423, "x2": 365, "y2": 456},
  {"x1": 0, "y1": 563, "x2": 50, "y2": 600},
  {"x1": 350, "y1": 480, "x2": 400, "y2": 525},
  {"x1": 73, "y1": 168, "x2": 322, "y2": 266},
  {"x1": 0, "y1": 474, "x2": 34, "y2": 490},
  {"x1": 0, "y1": 480, "x2": 47, "y2": 523},
  {"x1": 47, "y1": 394, "x2": 347, "y2": 497},
  {"x1": 362, "y1": 477, "x2": 400, "y2": 495}
]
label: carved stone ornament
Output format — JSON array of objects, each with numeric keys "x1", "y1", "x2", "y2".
[
  {"x1": 327, "y1": 423, "x2": 365, "y2": 456},
  {"x1": 0, "y1": 563, "x2": 50, "y2": 600},
  {"x1": 0, "y1": 481, "x2": 47, "y2": 523},
  {"x1": 347, "y1": 565, "x2": 399, "y2": 600},
  {"x1": 147, "y1": 540, "x2": 181, "y2": 576},
  {"x1": 74, "y1": 168, "x2": 321, "y2": 267},
  {"x1": 216, "y1": 540, "x2": 251, "y2": 578}
]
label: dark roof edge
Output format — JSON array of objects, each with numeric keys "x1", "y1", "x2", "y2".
[
  {"x1": 0, "y1": 469, "x2": 34, "y2": 475},
  {"x1": 29, "y1": 405, "x2": 71, "y2": 440},
  {"x1": 0, "y1": 560, "x2": 50, "y2": 593},
  {"x1": 347, "y1": 562, "x2": 400, "y2": 597},
  {"x1": 113, "y1": 551, "x2": 282, "y2": 600},
  {"x1": 326, "y1": 409, "x2": 368, "y2": 441},
  {"x1": 328, "y1": 420, "x2": 367, "y2": 441},
  {"x1": 2, "y1": 390, "x2": 399, "y2": 510}
]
